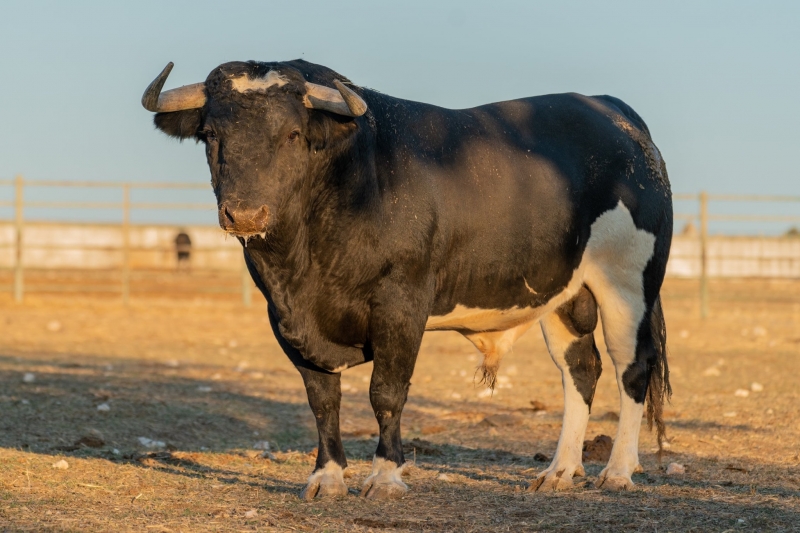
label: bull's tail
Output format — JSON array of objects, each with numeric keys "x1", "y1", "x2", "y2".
[{"x1": 646, "y1": 294, "x2": 671, "y2": 459}]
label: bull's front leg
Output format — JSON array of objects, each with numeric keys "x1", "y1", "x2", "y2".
[
  {"x1": 296, "y1": 366, "x2": 349, "y2": 500},
  {"x1": 361, "y1": 291, "x2": 426, "y2": 500}
]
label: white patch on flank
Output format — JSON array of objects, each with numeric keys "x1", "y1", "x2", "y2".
[
  {"x1": 532, "y1": 312, "x2": 590, "y2": 490},
  {"x1": 331, "y1": 364, "x2": 348, "y2": 373},
  {"x1": 583, "y1": 201, "x2": 655, "y2": 371},
  {"x1": 231, "y1": 70, "x2": 289, "y2": 94}
]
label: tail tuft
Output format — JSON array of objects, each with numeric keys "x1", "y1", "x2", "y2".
[{"x1": 646, "y1": 295, "x2": 672, "y2": 461}]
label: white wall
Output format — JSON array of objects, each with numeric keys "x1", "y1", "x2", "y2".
[
  {"x1": 1, "y1": 223, "x2": 799, "y2": 278},
  {"x1": 667, "y1": 236, "x2": 800, "y2": 278},
  {"x1": 0, "y1": 222, "x2": 242, "y2": 271}
]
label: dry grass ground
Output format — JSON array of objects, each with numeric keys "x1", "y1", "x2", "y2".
[{"x1": 1, "y1": 278, "x2": 799, "y2": 532}]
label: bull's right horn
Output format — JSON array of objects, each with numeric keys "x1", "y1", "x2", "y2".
[
  {"x1": 303, "y1": 79, "x2": 368, "y2": 117},
  {"x1": 141, "y1": 62, "x2": 207, "y2": 113}
]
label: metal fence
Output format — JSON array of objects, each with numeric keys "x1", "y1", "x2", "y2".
[
  {"x1": 673, "y1": 192, "x2": 800, "y2": 317},
  {"x1": 0, "y1": 176, "x2": 252, "y2": 306},
  {"x1": 1, "y1": 176, "x2": 799, "y2": 314}
]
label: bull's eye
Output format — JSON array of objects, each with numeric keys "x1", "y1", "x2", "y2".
[
  {"x1": 203, "y1": 129, "x2": 217, "y2": 143},
  {"x1": 287, "y1": 130, "x2": 300, "y2": 143}
]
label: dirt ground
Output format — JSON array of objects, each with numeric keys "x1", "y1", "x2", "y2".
[{"x1": 1, "y1": 278, "x2": 799, "y2": 532}]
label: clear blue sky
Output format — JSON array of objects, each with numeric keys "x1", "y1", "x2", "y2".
[{"x1": 0, "y1": 1, "x2": 798, "y2": 228}]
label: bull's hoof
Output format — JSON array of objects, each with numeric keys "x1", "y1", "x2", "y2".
[
  {"x1": 360, "y1": 478, "x2": 407, "y2": 500},
  {"x1": 300, "y1": 462, "x2": 349, "y2": 500},
  {"x1": 360, "y1": 457, "x2": 408, "y2": 500},
  {"x1": 528, "y1": 463, "x2": 585, "y2": 492},
  {"x1": 597, "y1": 473, "x2": 634, "y2": 491}
]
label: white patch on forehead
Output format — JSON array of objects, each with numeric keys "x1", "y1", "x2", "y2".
[{"x1": 230, "y1": 70, "x2": 289, "y2": 94}]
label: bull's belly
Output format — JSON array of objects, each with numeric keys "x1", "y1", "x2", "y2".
[
  {"x1": 423, "y1": 200, "x2": 657, "y2": 334},
  {"x1": 424, "y1": 266, "x2": 586, "y2": 332},
  {"x1": 425, "y1": 304, "x2": 548, "y2": 331}
]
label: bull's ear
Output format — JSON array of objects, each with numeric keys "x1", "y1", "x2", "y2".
[
  {"x1": 306, "y1": 112, "x2": 359, "y2": 153},
  {"x1": 153, "y1": 109, "x2": 202, "y2": 140}
]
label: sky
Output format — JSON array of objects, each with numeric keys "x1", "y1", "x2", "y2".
[{"x1": 0, "y1": 0, "x2": 798, "y2": 230}]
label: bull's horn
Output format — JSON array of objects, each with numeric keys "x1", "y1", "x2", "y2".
[
  {"x1": 303, "y1": 79, "x2": 367, "y2": 117},
  {"x1": 141, "y1": 62, "x2": 206, "y2": 112}
]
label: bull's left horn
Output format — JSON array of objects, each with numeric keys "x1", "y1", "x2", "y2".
[
  {"x1": 303, "y1": 80, "x2": 367, "y2": 117},
  {"x1": 141, "y1": 62, "x2": 207, "y2": 112}
]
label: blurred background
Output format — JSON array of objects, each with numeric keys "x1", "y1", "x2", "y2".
[{"x1": 0, "y1": 0, "x2": 798, "y2": 305}]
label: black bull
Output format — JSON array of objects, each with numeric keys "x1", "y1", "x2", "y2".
[{"x1": 144, "y1": 59, "x2": 672, "y2": 499}]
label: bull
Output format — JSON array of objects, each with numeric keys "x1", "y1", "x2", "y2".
[{"x1": 142, "y1": 59, "x2": 672, "y2": 499}]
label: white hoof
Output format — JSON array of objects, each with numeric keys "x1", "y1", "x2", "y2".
[
  {"x1": 360, "y1": 457, "x2": 408, "y2": 500},
  {"x1": 300, "y1": 461, "x2": 349, "y2": 500},
  {"x1": 597, "y1": 466, "x2": 635, "y2": 491},
  {"x1": 528, "y1": 463, "x2": 585, "y2": 492}
]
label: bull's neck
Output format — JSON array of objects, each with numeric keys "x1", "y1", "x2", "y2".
[{"x1": 254, "y1": 133, "x2": 380, "y2": 283}]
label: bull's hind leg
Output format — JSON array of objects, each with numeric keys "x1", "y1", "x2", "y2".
[
  {"x1": 583, "y1": 200, "x2": 670, "y2": 491},
  {"x1": 530, "y1": 286, "x2": 602, "y2": 491},
  {"x1": 592, "y1": 284, "x2": 655, "y2": 491}
]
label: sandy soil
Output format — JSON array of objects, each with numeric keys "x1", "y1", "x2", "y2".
[{"x1": 1, "y1": 278, "x2": 799, "y2": 532}]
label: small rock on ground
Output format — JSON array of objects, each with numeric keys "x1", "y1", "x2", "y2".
[
  {"x1": 582, "y1": 435, "x2": 613, "y2": 462},
  {"x1": 76, "y1": 430, "x2": 105, "y2": 448},
  {"x1": 666, "y1": 462, "x2": 685, "y2": 475},
  {"x1": 52, "y1": 459, "x2": 69, "y2": 470},
  {"x1": 138, "y1": 437, "x2": 166, "y2": 448}
]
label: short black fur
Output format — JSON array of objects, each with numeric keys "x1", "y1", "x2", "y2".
[{"x1": 149, "y1": 58, "x2": 673, "y2": 494}]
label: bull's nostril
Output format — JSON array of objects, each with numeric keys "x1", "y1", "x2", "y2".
[{"x1": 224, "y1": 206, "x2": 236, "y2": 225}]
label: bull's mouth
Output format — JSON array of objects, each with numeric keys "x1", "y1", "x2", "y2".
[{"x1": 222, "y1": 229, "x2": 269, "y2": 247}]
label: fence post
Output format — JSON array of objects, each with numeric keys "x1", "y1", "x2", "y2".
[
  {"x1": 122, "y1": 184, "x2": 131, "y2": 305},
  {"x1": 13, "y1": 175, "x2": 24, "y2": 302},
  {"x1": 241, "y1": 258, "x2": 252, "y2": 307},
  {"x1": 699, "y1": 190, "x2": 709, "y2": 318}
]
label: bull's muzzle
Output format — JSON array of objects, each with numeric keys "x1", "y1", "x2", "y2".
[{"x1": 218, "y1": 203, "x2": 270, "y2": 236}]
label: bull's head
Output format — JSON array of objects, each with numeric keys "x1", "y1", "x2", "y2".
[{"x1": 142, "y1": 61, "x2": 367, "y2": 238}]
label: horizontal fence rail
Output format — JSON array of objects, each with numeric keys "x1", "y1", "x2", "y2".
[
  {"x1": 0, "y1": 176, "x2": 252, "y2": 306},
  {"x1": 1, "y1": 176, "x2": 799, "y2": 315},
  {"x1": 672, "y1": 192, "x2": 800, "y2": 317}
]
